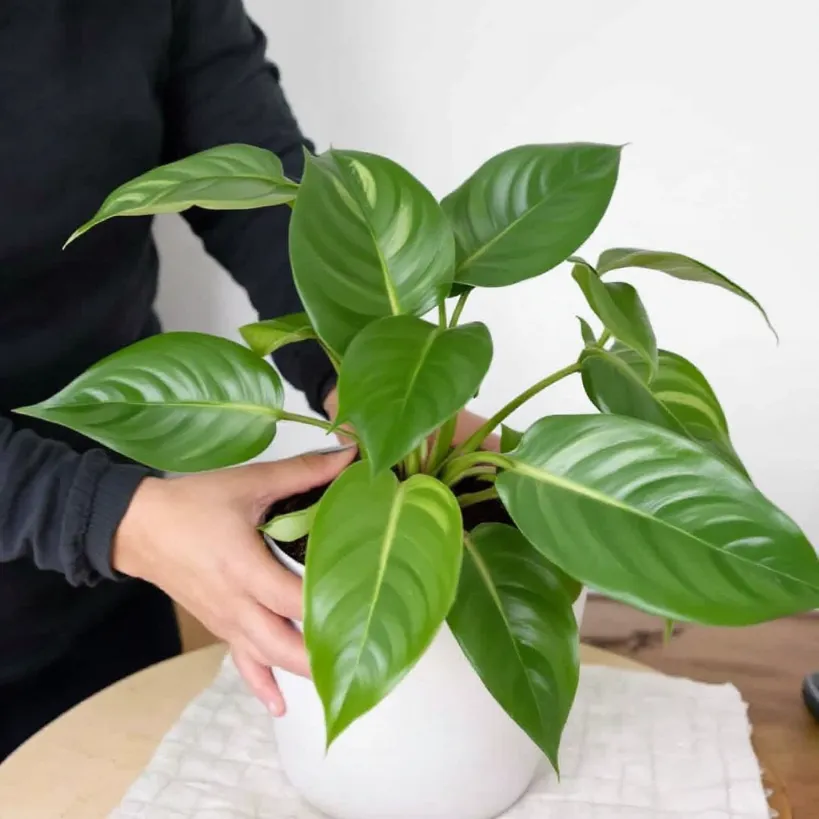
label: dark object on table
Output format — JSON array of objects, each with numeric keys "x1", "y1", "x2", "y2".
[{"x1": 802, "y1": 673, "x2": 819, "y2": 722}]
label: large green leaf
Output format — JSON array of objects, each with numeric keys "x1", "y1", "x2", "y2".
[
  {"x1": 261, "y1": 502, "x2": 318, "y2": 542},
  {"x1": 572, "y1": 259, "x2": 657, "y2": 373},
  {"x1": 335, "y1": 316, "x2": 492, "y2": 473},
  {"x1": 581, "y1": 346, "x2": 748, "y2": 476},
  {"x1": 448, "y1": 523, "x2": 579, "y2": 770},
  {"x1": 66, "y1": 145, "x2": 298, "y2": 244},
  {"x1": 240, "y1": 313, "x2": 317, "y2": 357},
  {"x1": 596, "y1": 248, "x2": 776, "y2": 337},
  {"x1": 441, "y1": 143, "x2": 621, "y2": 287},
  {"x1": 290, "y1": 150, "x2": 456, "y2": 356},
  {"x1": 15, "y1": 332, "x2": 283, "y2": 472},
  {"x1": 496, "y1": 415, "x2": 819, "y2": 626},
  {"x1": 305, "y1": 462, "x2": 463, "y2": 745}
]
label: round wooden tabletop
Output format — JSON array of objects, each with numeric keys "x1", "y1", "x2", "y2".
[{"x1": 0, "y1": 644, "x2": 788, "y2": 819}]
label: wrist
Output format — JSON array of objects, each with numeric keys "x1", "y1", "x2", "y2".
[{"x1": 112, "y1": 475, "x2": 165, "y2": 579}]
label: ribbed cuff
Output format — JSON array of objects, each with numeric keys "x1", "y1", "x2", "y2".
[{"x1": 83, "y1": 463, "x2": 154, "y2": 582}]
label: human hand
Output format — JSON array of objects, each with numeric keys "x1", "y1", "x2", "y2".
[
  {"x1": 322, "y1": 387, "x2": 500, "y2": 452},
  {"x1": 113, "y1": 447, "x2": 356, "y2": 715}
]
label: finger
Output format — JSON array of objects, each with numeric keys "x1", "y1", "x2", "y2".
[
  {"x1": 242, "y1": 602, "x2": 311, "y2": 678},
  {"x1": 232, "y1": 644, "x2": 286, "y2": 716},
  {"x1": 247, "y1": 552, "x2": 304, "y2": 621},
  {"x1": 239, "y1": 446, "x2": 357, "y2": 508}
]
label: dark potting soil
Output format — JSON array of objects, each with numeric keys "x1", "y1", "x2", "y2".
[{"x1": 265, "y1": 459, "x2": 511, "y2": 566}]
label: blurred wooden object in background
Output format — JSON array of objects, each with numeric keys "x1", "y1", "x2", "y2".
[{"x1": 175, "y1": 605, "x2": 217, "y2": 652}]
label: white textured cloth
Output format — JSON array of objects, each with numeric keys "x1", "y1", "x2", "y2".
[{"x1": 110, "y1": 656, "x2": 769, "y2": 819}]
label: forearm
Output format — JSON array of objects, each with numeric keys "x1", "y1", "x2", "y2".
[
  {"x1": 166, "y1": 0, "x2": 336, "y2": 412},
  {"x1": 0, "y1": 416, "x2": 150, "y2": 585}
]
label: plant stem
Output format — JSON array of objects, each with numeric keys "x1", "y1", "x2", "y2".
[
  {"x1": 426, "y1": 414, "x2": 458, "y2": 473},
  {"x1": 445, "y1": 466, "x2": 496, "y2": 488},
  {"x1": 458, "y1": 487, "x2": 499, "y2": 508},
  {"x1": 277, "y1": 410, "x2": 362, "y2": 446},
  {"x1": 443, "y1": 361, "x2": 582, "y2": 464},
  {"x1": 404, "y1": 448, "x2": 421, "y2": 475},
  {"x1": 319, "y1": 342, "x2": 341, "y2": 372},
  {"x1": 449, "y1": 291, "x2": 470, "y2": 328},
  {"x1": 437, "y1": 300, "x2": 447, "y2": 328},
  {"x1": 596, "y1": 330, "x2": 611, "y2": 348},
  {"x1": 440, "y1": 451, "x2": 512, "y2": 487}
]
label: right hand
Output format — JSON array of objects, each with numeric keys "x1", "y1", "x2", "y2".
[{"x1": 112, "y1": 447, "x2": 356, "y2": 715}]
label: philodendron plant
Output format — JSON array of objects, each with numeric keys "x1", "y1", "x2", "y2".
[{"x1": 19, "y1": 142, "x2": 819, "y2": 770}]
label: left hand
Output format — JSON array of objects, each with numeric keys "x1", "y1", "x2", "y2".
[{"x1": 322, "y1": 387, "x2": 500, "y2": 453}]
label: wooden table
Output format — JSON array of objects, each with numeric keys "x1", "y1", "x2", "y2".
[
  {"x1": 0, "y1": 599, "x2": 810, "y2": 818},
  {"x1": 581, "y1": 596, "x2": 819, "y2": 818}
]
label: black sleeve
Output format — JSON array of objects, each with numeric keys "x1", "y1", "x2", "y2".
[
  {"x1": 163, "y1": 0, "x2": 336, "y2": 415},
  {"x1": 0, "y1": 416, "x2": 150, "y2": 585}
]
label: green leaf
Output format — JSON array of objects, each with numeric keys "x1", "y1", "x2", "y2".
[
  {"x1": 66, "y1": 145, "x2": 298, "y2": 244},
  {"x1": 240, "y1": 313, "x2": 317, "y2": 357},
  {"x1": 596, "y1": 248, "x2": 776, "y2": 339},
  {"x1": 571, "y1": 258, "x2": 657, "y2": 374},
  {"x1": 497, "y1": 414, "x2": 819, "y2": 626},
  {"x1": 447, "y1": 524, "x2": 579, "y2": 770},
  {"x1": 290, "y1": 150, "x2": 456, "y2": 355},
  {"x1": 305, "y1": 463, "x2": 463, "y2": 745},
  {"x1": 441, "y1": 143, "x2": 621, "y2": 287},
  {"x1": 499, "y1": 424, "x2": 523, "y2": 453},
  {"x1": 261, "y1": 502, "x2": 317, "y2": 542},
  {"x1": 577, "y1": 316, "x2": 596, "y2": 346},
  {"x1": 581, "y1": 346, "x2": 748, "y2": 476},
  {"x1": 336, "y1": 316, "x2": 492, "y2": 473},
  {"x1": 15, "y1": 332, "x2": 283, "y2": 472}
]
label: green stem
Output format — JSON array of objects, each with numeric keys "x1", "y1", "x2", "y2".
[
  {"x1": 277, "y1": 410, "x2": 362, "y2": 446},
  {"x1": 426, "y1": 414, "x2": 458, "y2": 473},
  {"x1": 596, "y1": 330, "x2": 612, "y2": 348},
  {"x1": 437, "y1": 300, "x2": 448, "y2": 328},
  {"x1": 458, "y1": 487, "x2": 499, "y2": 508},
  {"x1": 446, "y1": 466, "x2": 496, "y2": 488},
  {"x1": 443, "y1": 361, "x2": 581, "y2": 464},
  {"x1": 440, "y1": 451, "x2": 511, "y2": 487},
  {"x1": 319, "y1": 341, "x2": 342, "y2": 373},
  {"x1": 449, "y1": 291, "x2": 470, "y2": 328},
  {"x1": 404, "y1": 448, "x2": 421, "y2": 476}
]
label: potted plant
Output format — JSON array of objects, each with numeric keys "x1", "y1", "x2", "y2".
[{"x1": 19, "y1": 142, "x2": 819, "y2": 819}]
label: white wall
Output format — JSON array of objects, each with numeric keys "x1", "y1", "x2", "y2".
[{"x1": 156, "y1": 0, "x2": 819, "y2": 540}]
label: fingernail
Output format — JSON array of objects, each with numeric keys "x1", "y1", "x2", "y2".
[
  {"x1": 311, "y1": 445, "x2": 357, "y2": 456},
  {"x1": 267, "y1": 700, "x2": 285, "y2": 717}
]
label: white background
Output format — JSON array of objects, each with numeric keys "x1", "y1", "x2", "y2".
[{"x1": 156, "y1": 0, "x2": 819, "y2": 542}]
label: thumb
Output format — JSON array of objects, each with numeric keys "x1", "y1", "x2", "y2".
[{"x1": 239, "y1": 445, "x2": 357, "y2": 506}]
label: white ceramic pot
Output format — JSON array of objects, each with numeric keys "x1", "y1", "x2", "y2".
[{"x1": 267, "y1": 538, "x2": 586, "y2": 819}]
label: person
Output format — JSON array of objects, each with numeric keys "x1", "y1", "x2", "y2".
[{"x1": 0, "y1": 1, "x2": 489, "y2": 761}]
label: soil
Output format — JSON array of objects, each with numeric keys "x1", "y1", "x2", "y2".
[{"x1": 264, "y1": 455, "x2": 511, "y2": 566}]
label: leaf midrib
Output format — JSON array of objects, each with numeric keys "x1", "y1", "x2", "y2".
[
  {"x1": 506, "y1": 458, "x2": 819, "y2": 593},
  {"x1": 463, "y1": 534, "x2": 543, "y2": 721},
  {"x1": 23, "y1": 400, "x2": 280, "y2": 417},
  {"x1": 456, "y1": 152, "x2": 607, "y2": 275},
  {"x1": 335, "y1": 480, "x2": 406, "y2": 722}
]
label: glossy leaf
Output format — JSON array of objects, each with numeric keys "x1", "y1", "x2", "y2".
[
  {"x1": 578, "y1": 316, "x2": 596, "y2": 346},
  {"x1": 261, "y1": 502, "x2": 317, "y2": 542},
  {"x1": 336, "y1": 316, "x2": 492, "y2": 472},
  {"x1": 596, "y1": 248, "x2": 776, "y2": 338},
  {"x1": 500, "y1": 424, "x2": 523, "y2": 453},
  {"x1": 581, "y1": 346, "x2": 748, "y2": 476},
  {"x1": 305, "y1": 462, "x2": 463, "y2": 745},
  {"x1": 441, "y1": 143, "x2": 621, "y2": 287},
  {"x1": 67, "y1": 145, "x2": 297, "y2": 244},
  {"x1": 290, "y1": 150, "x2": 456, "y2": 355},
  {"x1": 497, "y1": 415, "x2": 819, "y2": 626},
  {"x1": 16, "y1": 333, "x2": 283, "y2": 472},
  {"x1": 240, "y1": 313, "x2": 317, "y2": 357},
  {"x1": 448, "y1": 524, "x2": 579, "y2": 770},
  {"x1": 572, "y1": 258, "x2": 657, "y2": 373}
]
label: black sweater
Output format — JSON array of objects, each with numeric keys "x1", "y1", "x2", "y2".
[{"x1": 0, "y1": 1, "x2": 335, "y2": 682}]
